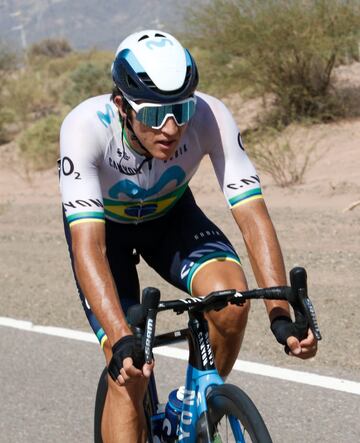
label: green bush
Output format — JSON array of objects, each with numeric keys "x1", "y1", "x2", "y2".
[
  {"x1": 186, "y1": 0, "x2": 360, "y2": 124},
  {"x1": 46, "y1": 50, "x2": 112, "y2": 78},
  {"x1": 0, "y1": 44, "x2": 18, "y2": 77},
  {"x1": 18, "y1": 114, "x2": 63, "y2": 171},
  {"x1": 0, "y1": 46, "x2": 18, "y2": 142},
  {"x1": 0, "y1": 107, "x2": 16, "y2": 144},
  {"x1": 28, "y1": 38, "x2": 72, "y2": 59},
  {"x1": 5, "y1": 69, "x2": 57, "y2": 125},
  {"x1": 63, "y1": 61, "x2": 112, "y2": 108}
]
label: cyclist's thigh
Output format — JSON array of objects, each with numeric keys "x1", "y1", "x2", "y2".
[
  {"x1": 140, "y1": 187, "x2": 243, "y2": 295},
  {"x1": 63, "y1": 214, "x2": 140, "y2": 347}
]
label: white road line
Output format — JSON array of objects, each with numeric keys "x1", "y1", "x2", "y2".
[{"x1": 1, "y1": 316, "x2": 359, "y2": 396}]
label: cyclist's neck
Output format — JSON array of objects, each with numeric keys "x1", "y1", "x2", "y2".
[{"x1": 122, "y1": 117, "x2": 153, "y2": 158}]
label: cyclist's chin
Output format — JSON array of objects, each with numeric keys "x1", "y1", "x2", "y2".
[{"x1": 151, "y1": 140, "x2": 179, "y2": 160}]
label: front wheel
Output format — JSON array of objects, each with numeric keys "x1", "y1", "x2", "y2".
[{"x1": 198, "y1": 384, "x2": 273, "y2": 443}]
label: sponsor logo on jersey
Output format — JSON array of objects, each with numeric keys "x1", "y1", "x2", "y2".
[
  {"x1": 117, "y1": 149, "x2": 130, "y2": 160},
  {"x1": 226, "y1": 175, "x2": 260, "y2": 190},
  {"x1": 163, "y1": 144, "x2": 188, "y2": 163},
  {"x1": 60, "y1": 156, "x2": 81, "y2": 179},
  {"x1": 238, "y1": 132, "x2": 245, "y2": 151},
  {"x1": 108, "y1": 166, "x2": 186, "y2": 199},
  {"x1": 109, "y1": 157, "x2": 142, "y2": 176},
  {"x1": 97, "y1": 104, "x2": 115, "y2": 128},
  {"x1": 193, "y1": 230, "x2": 221, "y2": 241},
  {"x1": 63, "y1": 198, "x2": 103, "y2": 212}
]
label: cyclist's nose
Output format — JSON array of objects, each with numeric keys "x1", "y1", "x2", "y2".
[{"x1": 160, "y1": 116, "x2": 180, "y2": 136}]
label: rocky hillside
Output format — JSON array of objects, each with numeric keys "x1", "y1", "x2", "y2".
[{"x1": 0, "y1": 0, "x2": 198, "y2": 51}]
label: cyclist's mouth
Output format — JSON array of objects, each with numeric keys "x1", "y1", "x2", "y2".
[{"x1": 157, "y1": 139, "x2": 177, "y2": 149}]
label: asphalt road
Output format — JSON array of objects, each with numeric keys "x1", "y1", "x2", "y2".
[{"x1": 1, "y1": 326, "x2": 359, "y2": 443}]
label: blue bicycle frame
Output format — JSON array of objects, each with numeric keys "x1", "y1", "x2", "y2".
[
  {"x1": 146, "y1": 308, "x2": 245, "y2": 443},
  {"x1": 180, "y1": 365, "x2": 245, "y2": 442}
]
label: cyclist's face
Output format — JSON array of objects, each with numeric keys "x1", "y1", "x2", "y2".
[{"x1": 115, "y1": 97, "x2": 188, "y2": 160}]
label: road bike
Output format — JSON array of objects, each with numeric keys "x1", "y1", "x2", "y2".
[{"x1": 94, "y1": 267, "x2": 321, "y2": 442}]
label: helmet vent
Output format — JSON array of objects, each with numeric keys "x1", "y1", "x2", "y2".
[
  {"x1": 126, "y1": 74, "x2": 139, "y2": 89},
  {"x1": 138, "y1": 72, "x2": 157, "y2": 89},
  {"x1": 137, "y1": 69, "x2": 194, "y2": 97},
  {"x1": 155, "y1": 33, "x2": 166, "y2": 38},
  {"x1": 138, "y1": 35, "x2": 149, "y2": 42}
]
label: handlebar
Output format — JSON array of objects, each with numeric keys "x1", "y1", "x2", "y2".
[{"x1": 127, "y1": 267, "x2": 322, "y2": 363}]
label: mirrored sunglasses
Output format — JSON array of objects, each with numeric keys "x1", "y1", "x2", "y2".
[{"x1": 125, "y1": 95, "x2": 197, "y2": 129}]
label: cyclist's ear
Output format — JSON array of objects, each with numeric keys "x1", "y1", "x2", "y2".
[{"x1": 114, "y1": 95, "x2": 125, "y2": 114}]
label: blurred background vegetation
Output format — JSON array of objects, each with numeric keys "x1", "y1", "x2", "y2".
[{"x1": 1, "y1": 0, "x2": 360, "y2": 184}]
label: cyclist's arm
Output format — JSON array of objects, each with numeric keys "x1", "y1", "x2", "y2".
[
  {"x1": 70, "y1": 221, "x2": 132, "y2": 345},
  {"x1": 202, "y1": 95, "x2": 289, "y2": 316},
  {"x1": 232, "y1": 199, "x2": 317, "y2": 357},
  {"x1": 59, "y1": 102, "x2": 131, "y2": 347},
  {"x1": 231, "y1": 198, "x2": 290, "y2": 320},
  {"x1": 201, "y1": 94, "x2": 317, "y2": 357}
]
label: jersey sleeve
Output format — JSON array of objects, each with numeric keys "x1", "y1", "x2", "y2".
[
  {"x1": 59, "y1": 107, "x2": 105, "y2": 227},
  {"x1": 205, "y1": 96, "x2": 263, "y2": 209}
]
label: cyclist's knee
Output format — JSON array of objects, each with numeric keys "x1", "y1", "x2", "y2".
[
  {"x1": 207, "y1": 300, "x2": 250, "y2": 337},
  {"x1": 191, "y1": 260, "x2": 246, "y2": 296}
]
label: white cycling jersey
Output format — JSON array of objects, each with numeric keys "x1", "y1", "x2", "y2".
[{"x1": 59, "y1": 91, "x2": 262, "y2": 226}]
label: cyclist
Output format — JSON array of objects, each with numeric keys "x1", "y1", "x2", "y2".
[{"x1": 59, "y1": 30, "x2": 318, "y2": 442}]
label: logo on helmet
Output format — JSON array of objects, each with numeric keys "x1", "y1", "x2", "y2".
[{"x1": 146, "y1": 38, "x2": 174, "y2": 50}]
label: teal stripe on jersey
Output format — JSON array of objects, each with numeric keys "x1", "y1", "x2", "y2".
[
  {"x1": 186, "y1": 251, "x2": 241, "y2": 293},
  {"x1": 67, "y1": 211, "x2": 105, "y2": 223},
  {"x1": 96, "y1": 327, "x2": 106, "y2": 342},
  {"x1": 229, "y1": 188, "x2": 262, "y2": 207}
]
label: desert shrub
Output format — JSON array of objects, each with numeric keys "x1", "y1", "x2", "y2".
[
  {"x1": 0, "y1": 45, "x2": 18, "y2": 77},
  {"x1": 63, "y1": 61, "x2": 112, "y2": 107},
  {"x1": 18, "y1": 114, "x2": 62, "y2": 171},
  {"x1": 0, "y1": 45, "x2": 19, "y2": 142},
  {"x1": 5, "y1": 69, "x2": 57, "y2": 125},
  {"x1": 245, "y1": 126, "x2": 319, "y2": 187},
  {"x1": 28, "y1": 38, "x2": 72, "y2": 58},
  {"x1": 0, "y1": 108, "x2": 16, "y2": 144},
  {"x1": 186, "y1": 0, "x2": 360, "y2": 124},
  {"x1": 46, "y1": 50, "x2": 112, "y2": 78},
  {"x1": 189, "y1": 47, "x2": 249, "y2": 97}
]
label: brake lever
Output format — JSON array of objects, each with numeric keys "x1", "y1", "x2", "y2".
[
  {"x1": 142, "y1": 287, "x2": 161, "y2": 364},
  {"x1": 126, "y1": 304, "x2": 147, "y2": 369},
  {"x1": 290, "y1": 267, "x2": 322, "y2": 341},
  {"x1": 298, "y1": 288, "x2": 322, "y2": 341}
]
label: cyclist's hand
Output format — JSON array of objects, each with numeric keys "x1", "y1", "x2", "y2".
[
  {"x1": 108, "y1": 335, "x2": 154, "y2": 385},
  {"x1": 286, "y1": 328, "x2": 318, "y2": 359},
  {"x1": 119, "y1": 357, "x2": 154, "y2": 386},
  {"x1": 270, "y1": 315, "x2": 318, "y2": 359}
]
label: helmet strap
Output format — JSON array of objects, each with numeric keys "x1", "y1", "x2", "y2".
[
  {"x1": 124, "y1": 116, "x2": 153, "y2": 158},
  {"x1": 117, "y1": 98, "x2": 153, "y2": 158}
]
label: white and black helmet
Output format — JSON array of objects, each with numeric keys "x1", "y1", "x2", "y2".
[{"x1": 111, "y1": 30, "x2": 199, "y2": 103}]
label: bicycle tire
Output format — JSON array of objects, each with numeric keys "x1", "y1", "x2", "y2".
[
  {"x1": 94, "y1": 367, "x2": 108, "y2": 443},
  {"x1": 198, "y1": 383, "x2": 273, "y2": 443}
]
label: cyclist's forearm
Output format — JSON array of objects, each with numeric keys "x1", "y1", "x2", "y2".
[
  {"x1": 233, "y1": 200, "x2": 290, "y2": 320},
  {"x1": 73, "y1": 243, "x2": 131, "y2": 345},
  {"x1": 74, "y1": 258, "x2": 130, "y2": 342}
]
